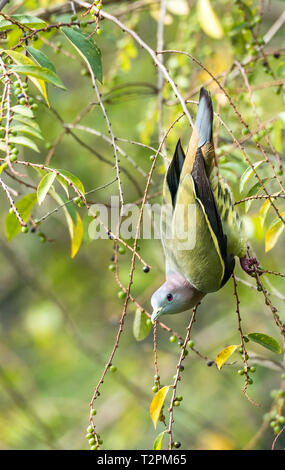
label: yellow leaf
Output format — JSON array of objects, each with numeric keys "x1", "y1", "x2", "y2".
[
  {"x1": 71, "y1": 211, "x2": 83, "y2": 258},
  {"x1": 6, "y1": 50, "x2": 49, "y2": 107},
  {"x1": 259, "y1": 199, "x2": 271, "y2": 227},
  {"x1": 265, "y1": 211, "x2": 285, "y2": 253},
  {"x1": 197, "y1": 0, "x2": 224, "y2": 39},
  {"x1": 150, "y1": 385, "x2": 170, "y2": 429},
  {"x1": 216, "y1": 345, "x2": 238, "y2": 370}
]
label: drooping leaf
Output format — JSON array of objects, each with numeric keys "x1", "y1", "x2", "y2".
[
  {"x1": 265, "y1": 211, "x2": 285, "y2": 252},
  {"x1": 197, "y1": 0, "x2": 224, "y2": 39},
  {"x1": 71, "y1": 211, "x2": 83, "y2": 258},
  {"x1": 153, "y1": 431, "x2": 166, "y2": 450},
  {"x1": 9, "y1": 135, "x2": 39, "y2": 152},
  {"x1": 0, "y1": 15, "x2": 46, "y2": 32},
  {"x1": 244, "y1": 178, "x2": 270, "y2": 213},
  {"x1": 56, "y1": 169, "x2": 85, "y2": 197},
  {"x1": 150, "y1": 386, "x2": 170, "y2": 429},
  {"x1": 9, "y1": 64, "x2": 66, "y2": 90},
  {"x1": 10, "y1": 123, "x2": 43, "y2": 140},
  {"x1": 239, "y1": 160, "x2": 265, "y2": 194},
  {"x1": 61, "y1": 27, "x2": 102, "y2": 83},
  {"x1": 5, "y1": 193, "x2": 37, "y2": 241},
  {"x1": 216, "y1": 345, "x2": 238, "y2": 370},
  {"x1": 6, "y1": 50, "x2": 50, "y2": 105},
  {"x1": 248, "y1": 333, "x2": 282, "y2": 354},
  {"x1": 133, "y1": 309, "x2": 152, "y2": 341},
  {"x1": 12, "y1": 114, "x2": 41, "y2": 132},
  {"x1": 37, "y1": 172, "x2": 56, "y2": 205},
  {"x1": 26, "y1": 46, "x2": 56, "y2": 73},
  {"x1": 259, "y1": 199, "x2": 271, "y2": 227},
  {"x1": 11, "y1": 105, "x2": 34, "y2": 118}
]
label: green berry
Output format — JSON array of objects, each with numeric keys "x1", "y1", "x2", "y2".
[
  {"x1": 152, "y1": 385, "x2": 158, "y2": 393},
  {"x1": 31, "y1": 103, "x2": 38, "y2": 111},
  {"x1": 173, "y1": 400, "x2": 180, "y2": 407},
  {"x1": 90, "y1": 445, "x2": 97, "y2": 450},
  {"x1": 187, "y1": 340, "x2": 194, "y2": 349},
  {"x1": 118, "y1": 246, "x2": 126, "y2": 255},
  {"x1": 242, "y1": 128, "x2": 250, "y2": 136},
  {"x1": 81, "y1": 69, "x2": 88, "y2": 76},
  {"x1": 110, "y1": 365, "x2": 117, "y2": 373},
  {"x1": 12, "y1": 147, "x2": 19, "y2": 155},
  {"x1": 86, "y1": 433, "x2": 93, "y2": 439},
  {"x1": 247, "y1": 377, "x2": 253, "y2": 384},
  {"x1": 91, "y1": 409, "x2": 96, "y2": 416},
  {"x1": 146, "y1": 319, "x2": 152, "y2": 327},
  {"x1": 250, "y1": 366, "x2": 256, "y2": 373},
  {"x1": 169, "y1": 335, "x2": 176, "y2": 343},
  {"x1": 97, "y1": 3, "x2": 103, "y2": 10},
  {"x1": 87, "y1": 425, "x2": 93, "y2": 433},
  {"x1": 238, "y1": 369, "x2": 244, "y2": 376},
  {"x1": 98, "y1": 439, "x2": 103, "y2": 445},
  {"x1": 176, "y1": 396, "x2": 183, "y2": 401},
  {"x1": 21, "y1": 226, "x2": 29, "y2": 233},
  {"x1": 9, "y1": 208, "x2": 14, "y2": 214},
  {"x1": 274, "y1": 425, "x2": 281, "y2": 434},
  {"x1": 89, "y1": 437, "x2": 95, "y2": 445},
  {"x1": 19, "y1": 97, "x2": 26, "y2": 105},
  {"x1": 10, "y1": 154, "x2": 17, "y2": 162},
  {"x1": 118, "y1": 291, "x2": 126, "y2": 300},
  {"x1": 279, "y1": 416, "x2": 285, "y2": 424},
  {"x1": 97, "y1": 28, "x2": 103, "y2": 35},
  {"x1": 281, "y1": 374, "x2": 285, "y2": 380},
  {"x1": 71, "y1": 14, "x2": 78, "y2": 21},
  {"x1": 108, "y1": 264, "x2": 115, "y2": 272}
]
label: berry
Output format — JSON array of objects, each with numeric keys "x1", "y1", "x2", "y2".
[
  {"x1": 250, "y1": 366, "x2": 256, "y2": 373},
  {"x1": 110, "y1": 365, "x2": 117, "y2": 373},
  {"x1": 10, "y1": 154, "x2": 17, "y2": 162},
  {"x1": 169, "y1": 335, "x2": 176, "y2": 343},
  {"x1": 118, "y1": 246, "x2": 125, "y2": 255},
  {"x1": 176, "y1": 396, "x2": 183, "y2": 401},
  {"x1": 118, "y1": 291, "x2": 126, "y2": 300},
  {"x1": 89, "y1": 437, "x2": 95, "y2": 445},
  {"x1": 87, "y1": 425, "x2": 93, "y2": 433},
  {"x1": 91, "y1": 409, "x2": 96, "y2": 416},
  {"x1": 174, "y1": 441, "x2": 181, "y2": 448},
  {"x1": 86, "y1": 433, "x2": 93, "y2": 439},
  {"x1": 97, "y1": 28, "x2": 103, "y2": 35},
  {"x1": 187, "y1": 340, "x2": 194, "y2": 349},
  {"x1": 146, "y1": 319, "x2": 152, "y2": 327},
  {"x1": 31, "y1": 103, "x2": 38, "y2": 111},
  {"x1": 242, "y1": 128, "x2": 250, "y2": 136},
  {"x1": 206, "y1": 360, "x2": 214, "y2": 367},
  {"x1": 21, "y1": 226, "x2": 29, "y2": 233},
  {"x1": 90, "y1": 446, "x2": 97, "y2": 450},
  {"x1": 152, "y1": 385, "x2": 158, "y2": 393},
  {"x1": 19, "y1": 97, "x2": 26, "y2": 105},
  {"x1": 173, "y1": 400, "x2": 180, "y2": 407},
  {"x1": 143, "y1": 265, "x2": 150, "y2": 273},
  {"x1": 71, "y1": 14, "x2": 78, "y2": 21},
  {"x1": 179, "y1": 365, "x2": 184, "y2": 372},
  {"x1": 17, "y1": 93, "x2": 25, "y2": 100},
  {"x1": 108, "y1": 264, "x2": 115, "y2": 272},
  {"x1": 238, "y1": 369, "x2": 244, "y2": 376}
]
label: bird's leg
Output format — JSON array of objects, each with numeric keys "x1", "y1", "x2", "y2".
[{"x1": 239, "y1": 256, "x2": 262, "y2": 275}]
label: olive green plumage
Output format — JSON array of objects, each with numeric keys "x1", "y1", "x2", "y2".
[{"x1": 161, "y1": 87, "x2": 247, "y2": 294}]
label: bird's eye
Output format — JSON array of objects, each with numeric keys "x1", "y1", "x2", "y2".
[{"x1": 166, "y1": 293, "x2": 173, "y2": 301}]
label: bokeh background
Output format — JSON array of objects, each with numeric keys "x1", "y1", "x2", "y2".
[{"x1": 0, "y1": 0, "x2": 284, "y2": 450}]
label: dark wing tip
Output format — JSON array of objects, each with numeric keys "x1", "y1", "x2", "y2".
[{"x1": 166, "y1": 139, "x2": 186, "y2": 207}]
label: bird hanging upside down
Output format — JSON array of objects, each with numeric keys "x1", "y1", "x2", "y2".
[{"x1": 151, "y1": 87, "x2": 259, "y2": 323}]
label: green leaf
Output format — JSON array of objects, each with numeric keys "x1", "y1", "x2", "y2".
[
  {"x1": 10, "y1": 124, "x2": 43, "y2": 141},
  {"x1": 216, "y1": 345, "x2": 238, "y2": 370},
  {"x1": 12, "y1": 114, "x2": 41, "y2": 132},
  {"x1": 0, "y1": 15, "x2": 46, "y2": 32},
  {"x1": 244, "y1": 178, "x2": 269, "y2": 213},
  {"x1": 265, "y1": 211, "x2": 285, "y2": 252},
  {"x1": 248, "y1": 333, "x2": 282, "y2": 354},
  {"x1": 133, "y1": 309, "x2": 152, "y2": 341},
  {"x1": 6, "y1": 50, "x2": 50, "y2": 105},
  {"x1": 153, "y1": 431, "x2": 166, "y2": 450},
  {"x1": 5, "y1": 193, "x2": 37, "y2": 241},
  {"x1": 9, "y1": 64, "x2": 66, "y2": 90},
  {"x1": 197, "y1": 0, "x2": 224, "y2": 39},
  {"x1": 239, "y1": 160, "x2": 265, "y2": 194},
  {"x1": 61, "y1": 27, "x2": 102, "y2": 83},
  {"x1": 9, "y1": 135, "x2": 39, "y2": 152},
  {"x1": 37, "y1": 172, "x2": 56, "y2": 205},
  {"x1": 259, "y1": 199, "x2": 271, "y2": 227},
  {"x1": 56, "y1": 169, "x2": 85, "y2": 197},
  {"x1": 11, "y1": 105, "x2": 34, "y2": 118},
  {"x1": 26, "y1": 46, "x2": 56, "y2": 73},
  {"x1": 150, "y1": 386, "x2": 170, "y2": 429}
]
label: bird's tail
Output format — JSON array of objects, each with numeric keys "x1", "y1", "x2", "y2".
[{"x1": 195, "y1": 87, "x2": 213, "y2": 147}]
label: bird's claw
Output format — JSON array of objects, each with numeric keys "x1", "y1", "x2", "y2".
[{"x1": 240, "y1": 256, "x2": 262, "y2": 276}]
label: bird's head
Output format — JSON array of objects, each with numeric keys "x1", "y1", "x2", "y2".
[{"x1": 150, "y1": 272, "x2": 204, "y2": 323}]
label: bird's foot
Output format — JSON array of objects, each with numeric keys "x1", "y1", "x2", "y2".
[{"x1": 240, "y1": 256, "x2": 262, "y2": 276}]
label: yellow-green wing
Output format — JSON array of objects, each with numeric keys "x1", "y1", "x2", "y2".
[
  {"x1": 210, "y1": 168, "x2": 247, "y2": 258},
  {"x1": 164, "y1": 173, "x2": 225, "y2": 293}
]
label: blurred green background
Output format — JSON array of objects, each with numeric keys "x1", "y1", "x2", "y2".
[{"x1": 0, "y1": 0, "x2": 284, "y2": 450}]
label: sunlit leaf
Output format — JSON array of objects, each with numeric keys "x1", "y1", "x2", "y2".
[
  {"x1": 9, "y1": 64, "x2": 66, "y2": 90},
  {"x1": 150, "y1": 386, "x2": 170, "y2": 429},
  {"x1": 5, "y1": 193, "x2": 37, "y2": 241},
  {"x1": 153, "y1": 431, "x2": 166, "y2": 450},
  {"x1": 61, "y1": 27, "x2": 102, "y2": 83},
  {"x1": 239, "y1": 160, "x2": 265, "y2": 194},
  {"x1": 9, "y1": 135, "x2": 39, "y2": 152},
  {"x1": 265, "y1": 211, "x2": 285, "y2": 252},
  {"x1": 166, "y1": 0, "x2": 189, "y2": 15},
  {"x1": 0, "y1": 15, "x2": 46, "y2": 32},
  {"x1": 197, "y1": 0, "x2": 224, "y2": 39},
  {"x1": 216, "y1": 345, "x2": 238, "y2": 370},
  {"x1": 248, "y1": 333, "x2": 282, "y2": 354},
  {"x1": 26, "y1": 46, "x2": 56, "y2": 73},
  {"x1": 259, "y1": 199, "x2": 271, "y2": 227},
  {"x1": 37, "y1": 172, "x2": 56, "y2": 205},
  {"x1": 12, "y1": 114, "x2": 41, "y2": 131},
  {"x1": 12, "y1": 105, "x2": 34, "y2": 118},
  {"x1": 10, "y1": 123, "x2": 43, "y2": 140},
  {"x1": 133, "y1": 309, "x2": 151, "y2": 341},
  {"x1": 6, "y1": 50, "x2": 50, "y2": 105},
  {"x1": 71, "y1": 211, "x2": 83, "y2": 258},
  {"x1": 56, "y1": 169, "x2": 85, "y2": 197}
]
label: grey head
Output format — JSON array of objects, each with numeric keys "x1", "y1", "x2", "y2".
[{"x1": 151, "y1": 271, "x2": 205, "y2": 323}]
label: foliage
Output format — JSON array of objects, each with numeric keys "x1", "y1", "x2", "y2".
[{"x1": 0, "y1": 0, "x2": 284, "y2": 451}]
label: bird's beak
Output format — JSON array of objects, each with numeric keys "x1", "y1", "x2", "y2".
[{"x1": 151, "y1": 307, "x2": 163, "y2": 323}]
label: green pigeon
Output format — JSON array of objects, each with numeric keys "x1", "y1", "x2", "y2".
[{"x1": 151, "y1": 87, "x2": 257, "y2": 323}]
